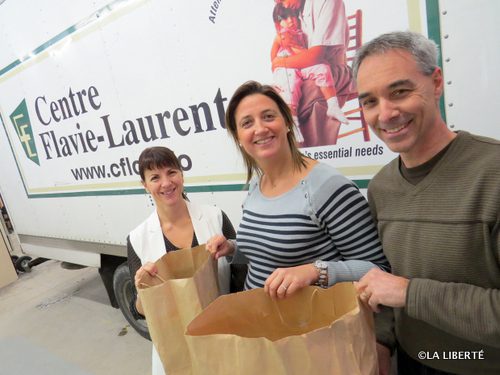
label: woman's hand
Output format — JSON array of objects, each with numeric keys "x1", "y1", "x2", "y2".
[
  {"x1": 134, "y1": 262, "x2": 158, "y2": 289},
  {"x1": 206, "y1": 235, "x2": 235, "y2": 259},
  {"x1": 264, "y1": 264, "x2": 318, "y2": 299}
]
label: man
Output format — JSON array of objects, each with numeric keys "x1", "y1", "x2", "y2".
[{"x1": 353, "y1": 31, "x2": 500, "y2": 375}]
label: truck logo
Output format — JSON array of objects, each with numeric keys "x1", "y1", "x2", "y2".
[{"x1": 10, "y1": 99, "x2": 40, "y2": 165}]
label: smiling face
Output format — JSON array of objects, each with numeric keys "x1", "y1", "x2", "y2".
[
  {"x1": 280, "y1": 15, "x2": 299, "y2": 30},
  {"x1": 235, "y1": 93, "x2": 290, "y2": 165},
  {"x1": 357, "y1": 49, "x2": 444, "y2": 162},
  {"x1": 142, "y1": 166, "x2": 184, "y2": 207}
]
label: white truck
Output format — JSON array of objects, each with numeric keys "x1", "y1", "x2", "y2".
[{"x1": 0, "y1": 0, "x2": 498, "y2": 338}]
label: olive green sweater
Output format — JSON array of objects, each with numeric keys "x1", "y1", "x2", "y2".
[{"x1": 368, "y1": 131, "x2": 500, "y2": 374}]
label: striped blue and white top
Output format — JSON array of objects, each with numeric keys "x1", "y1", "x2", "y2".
[{"x1": 233, "y1": 163, "x2": 389, "y2": 290}]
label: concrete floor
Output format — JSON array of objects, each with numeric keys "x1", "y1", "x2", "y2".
[{"x1": 0, "y1": 260, "x2": 151, "y2": 375}]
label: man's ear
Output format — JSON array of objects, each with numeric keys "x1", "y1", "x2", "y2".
[{"x1": 431, "y1": 66, "x2": 444, "y2": 100}]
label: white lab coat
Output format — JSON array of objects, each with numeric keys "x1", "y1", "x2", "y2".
[{"x1": 129, "y1": 201, "x2": 230, "y2": 375}]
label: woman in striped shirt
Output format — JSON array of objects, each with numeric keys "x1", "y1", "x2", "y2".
[{"x1": 207, "y1": 80, "x2": 389, "y2": 298}]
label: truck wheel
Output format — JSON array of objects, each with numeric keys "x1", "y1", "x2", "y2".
[
  {"x1": 113, "y1": 262, "x2": 151, "y2": 340},
  {"x1": 15, "y1": 256, "x2": 32, "y2": 272}
]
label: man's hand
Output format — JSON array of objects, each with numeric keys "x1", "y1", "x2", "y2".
[
  {"x1": 271, "y1": 56, "x2": 286, "y2": 71},
  {"x1": 355, "y1": 268, "x2": 409, "y2": 312}
]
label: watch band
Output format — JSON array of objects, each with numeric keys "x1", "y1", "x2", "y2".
[{"x1": 314, "y1": 260, "x2": 328, "y2": 289}]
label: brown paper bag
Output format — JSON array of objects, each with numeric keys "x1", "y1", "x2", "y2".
[
  {"x1": 185, "y1": 283, "x2": 377, "y2": 375},
  {"x1": 137, "y1": 244, "x2": 219, "y2": 375}
]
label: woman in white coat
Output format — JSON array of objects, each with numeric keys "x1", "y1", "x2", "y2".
[{"x1": 127, "y1": 146, "x2": 243, "y2": 375}]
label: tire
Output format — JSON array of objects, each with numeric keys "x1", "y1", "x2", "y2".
[
  {"x1": 113, "y1": 262, "x2": 151, "y2": 340},
  {"x1": 15, "y1": 256, "x2": 32, "y2": 272}
]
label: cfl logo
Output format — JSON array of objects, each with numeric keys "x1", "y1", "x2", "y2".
[{"x1": 10, "y1": 99, "x2": 40, "y2": 166}]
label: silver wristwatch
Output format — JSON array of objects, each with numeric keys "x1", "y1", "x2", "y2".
[{"x1": 314, "y1": 260, "x2": 328, "y2": 289}]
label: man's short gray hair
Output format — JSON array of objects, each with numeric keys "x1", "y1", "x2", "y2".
[{"x1": 352, "y1": 31, "x2": 439, "y2": 78}]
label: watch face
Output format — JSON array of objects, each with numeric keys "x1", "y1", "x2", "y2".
[{"x1": 315, "y1": 260, "x2": 327, "y2": 270}]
